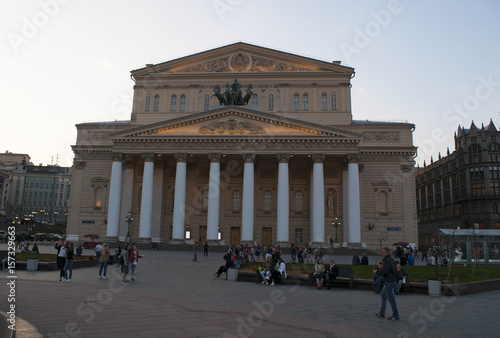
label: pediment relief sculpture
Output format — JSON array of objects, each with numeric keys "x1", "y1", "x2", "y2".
[
  {"x1": 171, "y1": 52, "x2": 312, "y2": 73},
  {"x1": 199, "y1": 118, "x2": 265, "y2": 135}
]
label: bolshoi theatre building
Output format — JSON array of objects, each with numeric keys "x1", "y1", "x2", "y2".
[{"x1": 66, "y1": 42, "x2": 418, "y2": 249}]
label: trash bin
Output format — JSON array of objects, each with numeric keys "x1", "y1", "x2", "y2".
[
  {"x1": 27, "y1": 258, "x2": 39, "y2": 271},
  {"x1": 227, "y1": 267, "x2": 239, "y2": 281}
]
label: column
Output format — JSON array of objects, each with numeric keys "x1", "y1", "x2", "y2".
[
  {"x1": 342, "y1": 164, "x2": 349, "y2": 247},
  {"x1": 172, "y1": 153, "x2": 187, "y2": 242},
  {"x1": 241, "y1": 153, "x2": 255, "y2": 243},
  {"x1": 311, "y1": 154, "x2": 325, "y2": 244},
  {"x1": 139, "y1": 153, "x2": 154, "y2": 242},
  {"x1": 276, "y1": 153, "x2": 290, "y2": 244},
  {"x1": 66, "y1": 160, "x2": 86, "y2": 241},
  {"x1": 207, "y1": 153, "x2": 221, "y2": 243},
  {"x1": 119, "y1": 161, "x2": 134, "y2": 241},
  {"x1": 106, "y1": 153, "x2": 123, "y2": 241},
  {"x1": 151, "y1": 158, "x2": 165, "y2": 243},
  {"x1": 347, "y1": 154, "x2": 362, "y2": 247}
]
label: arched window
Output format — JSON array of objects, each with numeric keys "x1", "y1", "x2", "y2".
[
  {"x1": 264, "y1": 191, "x2": 272, "y2": 212},
  {"x1": 252, "y1": 94, "x2": 258, "y2": 105},
  {"x1": 293, "y1": 94, "x2": 299, "y2": 110},
  {"x1": 171, "y1": 95, "x2": 177, "y2": 111},
  {"x1": 180, "y1": 95, "x2": 186, "y2": 111},
  {"x1": 303, "y1": 94, "x2": 309, "y2": 110},
  {"x1": 145, "y1": 95, "x2": 151, "y2": 111},
  {"x1": 321, "y1": 93, "x2": 327, "y2": 110},
  {"x1": 468, "y1": 144, "x2": 482, "y2": 164},
  {"x1": 94, "y1": 187, "x2": 104, "y2": 208},
  {"x1": 204, "y1": 94, "x2": 210, "y2": 111},
  {"x1": 232, "y1": 190, "x2": 241, "y2": 212},
  {"x1": 379, "y1": 191, "x2": 388, "y2": 213},
  {"x1": 331, "y1": 93, "x2": 337, "y2": 110},
  {"x1": 295, "y1": 191, "x2": 303, "y2": 212},
  {"x1": 153, "y1": 95, "x2": 160, "y2": 111},
  {"x1": 268, "y1": 93, "x2": 274, "y2": 110}
]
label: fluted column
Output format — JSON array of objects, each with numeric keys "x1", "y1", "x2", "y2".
[
  {"x1": 119, "y1": 160, "x2": 134, "y2": 241},
  {"x1": 172, "y1": 153, "x2": 187, "y2": 242},
  {"x1": 347, "y1": 154, "x2": 362, "y2": 247},
  {"x1": 207, "y1": 153, "x2": 221, "y2": 243},
  {"x1": 276, "y1": 153, "x2": 290, "y2": 244},
  {"x1": 241, "y1": 153, "x2": 255, "y2": 243},
  {"x1": 106, "y1": 153, "x2": 123, "y2": 241},
  {"x1": 139, "y1": 153, "x2": 154, "y2": 242},
  {"x1": 311, "y1": 154, "x2": 325, "y2": 244}
]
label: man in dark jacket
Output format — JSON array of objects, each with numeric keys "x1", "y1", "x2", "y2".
[
  {"x1": 326, "y1": 260, "x2": 340, "y2": 289},
  {"x1": 375, "y1": 247, "x2": 400, "y2": 321}
]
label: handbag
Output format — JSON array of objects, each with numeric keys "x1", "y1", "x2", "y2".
[{"x1": 133, "y1": 261, "x2": 137, "y2": 266}]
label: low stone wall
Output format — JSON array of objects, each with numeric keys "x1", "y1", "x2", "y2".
[
  {"x1": 15, "y1": 259, "x2": 96, "y2": 271},
  {"x1": 238, "y1": 271, "x2": 500, "y2": 296}
]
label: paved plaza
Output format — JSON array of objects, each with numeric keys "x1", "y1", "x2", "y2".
[{"x1": 1, "y1": 244, "x2": 499, "y2": 337}]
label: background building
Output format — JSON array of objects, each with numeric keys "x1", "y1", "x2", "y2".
[
  {"x1": 67, "y1": 43, "x2": 418, "y2": 249},
  {"x1": 416, "y1": 120, "x2": 500, "y2": 239},
  {"x1": 5, "y1": 159, "x2": 71, "y2": 227}
]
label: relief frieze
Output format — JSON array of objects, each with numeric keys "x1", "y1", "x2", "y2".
[
  {"x1": 362, "y1": 132, "x2": 400, "y2": 142},
  {"x1": 199, "y1": 119, "x2": 266, "y2": 135},
  {"x1": 87, "y1": 131, "x2": 111, "y2": 142},
  {"x1": 170, "y1": 53, "x2": 313, "y2": 73}
]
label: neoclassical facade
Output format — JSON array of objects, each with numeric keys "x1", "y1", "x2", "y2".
[{"x1": 66, "y1": 43, "x2": 418, "y2": 249}]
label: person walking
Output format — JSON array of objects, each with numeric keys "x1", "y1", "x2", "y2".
[
  {"x1": 98, "y1": 243, "x2": 110, "y2": 279},
  {"x1": 64, "y1": 241, "x2": 74, "y2": 282},
  {"x1": 375, "y1": 247, "x2": 400, "y2": 321},
  {"x1": 128, "y1": 244, "x2": 142, "y2": 281},
  {"x1": 193, "y1": 242, "x2": 198, "y2": 262},
  {"x1": 203, "y1": 242, "x2": 209, "y2": 257},
  {"x1": 121, "y1": 243, "x2": 130, "y2": 282}
]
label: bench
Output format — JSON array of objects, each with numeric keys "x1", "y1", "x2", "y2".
[
  {"x1": 309, "y1": 266, "x2": 354, "y2": 289},
  {"x1": 255, "y1": 268, "x2": 286, "y2": 285}
]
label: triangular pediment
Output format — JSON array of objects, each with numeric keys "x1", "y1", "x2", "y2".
[
  {"x1": 131, "y1": 42, "x2": 353, "y2": 76},
  {"x1": 111, "y1": 106, "x2": 362, "y2": 140}
]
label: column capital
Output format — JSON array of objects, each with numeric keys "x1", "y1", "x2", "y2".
[
  {"x1": 276, "y1": 153, "x2": 290, "y2": 163},
  {"x1": 347, "y1": 154, "x2": 360, "y2": 164},
  {"x1": 242, "y1": 153, "x2": 256, "y2": 163},
  {"x1": 73, "y1": 160, "x2": 86, "y2": 169},
  {"x1": 174, "y1": 153, "x2": 188, "y2": 162},
  {"x1": 142, "y1": 152, "x2": 155, "y2": 162},
  {"x1": 311, "y1": 154, "x2": 326, "y2": 163},
  {"x1": 111, "y1": 152, "x2": 123, "y2": 162},
  {"x1": 208, "y1": 153, "x2": 221, "y2": 162}
]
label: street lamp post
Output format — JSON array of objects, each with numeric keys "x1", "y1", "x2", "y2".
[
  {"x1": 125, "y1": 212, "x2": 133, "y2": 243},
  {"x1": 332, "y1": 216, "x2": 342, "y2": 248}
]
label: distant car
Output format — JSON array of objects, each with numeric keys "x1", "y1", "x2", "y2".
[
  {"x1": 31, "y1": 233, "x2": 51, "y2": 241},
  {"x1": 49, "y1": 233, "x2": 64, "y2": 240},
  {"x1": 0, "y1": 230, "x2": 6, "y2": 240}
]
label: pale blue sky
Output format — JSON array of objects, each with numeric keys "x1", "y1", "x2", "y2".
[{"x1": 1, "y1": 0, "x2": 499, "y2": 167}]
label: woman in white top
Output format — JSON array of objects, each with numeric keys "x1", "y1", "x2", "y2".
[{"x1": 55, "y1": 240, "x2": 67, "y2": 281}]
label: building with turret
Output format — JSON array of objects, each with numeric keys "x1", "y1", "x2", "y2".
[{"x1": 416, "y1": 120, "x2": 500, "y2": 238}]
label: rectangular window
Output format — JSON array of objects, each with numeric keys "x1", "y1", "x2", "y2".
[{"x1": 294, "y1": 228, "x2": 303, "y2": 244}]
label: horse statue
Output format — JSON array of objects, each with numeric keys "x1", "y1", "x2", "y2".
[
  {"x1": 243, "y1": 84, "x2": 254, "y2": 105},
  {"x1": 212, "y1": 85, "x2": 227, "y2": 105},
  {"x1": 224, "y1": 83, "x2": 233, "y2": 105}
]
